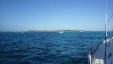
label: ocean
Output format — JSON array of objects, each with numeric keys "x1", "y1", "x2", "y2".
[{"x1": 0, "y1": 32, "x2": 105, "y2": 64}]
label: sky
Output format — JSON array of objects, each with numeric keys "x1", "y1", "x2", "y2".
[{"x1": 0, "y1": 0, "x2": 113, "y2": 31}]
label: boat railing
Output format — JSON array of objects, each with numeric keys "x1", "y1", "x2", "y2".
[{"x1": 90, "y1": 37, "x2": 113, "y2": 64}]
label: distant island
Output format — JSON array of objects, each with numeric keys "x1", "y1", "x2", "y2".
[
  {"x1": 27, "y1": 30, "x2": 86, "y2": 32},
  {"x1": 0, "y1": 30, "x2": 86, "y2": 32}
]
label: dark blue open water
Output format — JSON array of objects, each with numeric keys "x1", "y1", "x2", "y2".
[{"x1": 0, "y1": 32, "x2": 105, "y2": 64}]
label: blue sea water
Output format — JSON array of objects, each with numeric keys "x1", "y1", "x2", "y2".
[{"x1": 0, "y1": 32, "x2": 105, "y2": 64}]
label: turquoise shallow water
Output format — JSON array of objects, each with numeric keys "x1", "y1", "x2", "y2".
[{"x1": 0, "y1": 32, "x2": 105, "y2": 64}]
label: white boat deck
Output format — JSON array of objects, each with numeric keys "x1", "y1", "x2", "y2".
[{"x1": 92, "y1": 37, "x2": 113, "y2": 64}]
